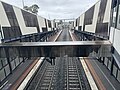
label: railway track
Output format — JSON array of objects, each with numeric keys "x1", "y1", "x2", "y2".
[
  {"x1": 25, "y1": 57, "x2": 91, "y2": 90},
  {"x1": 25, "y1": 29, "x2": 91, "y2": 90}
]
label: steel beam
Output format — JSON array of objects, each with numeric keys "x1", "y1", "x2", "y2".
[{"x1": 0, "y1": 41, "x2": 111, "y2": 57}]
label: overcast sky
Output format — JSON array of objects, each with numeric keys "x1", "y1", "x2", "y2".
[{"x1": 1, "y1": 0, "x2": 97, "y2": 20}]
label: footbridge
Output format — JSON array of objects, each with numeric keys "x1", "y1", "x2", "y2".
[{"x1": 0, "y1": 36, "x2": 111, "y2": 58}]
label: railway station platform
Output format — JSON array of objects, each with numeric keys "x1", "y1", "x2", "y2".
[{"x1": 0, "y1": 0, "x2": 120, "y2": 90}]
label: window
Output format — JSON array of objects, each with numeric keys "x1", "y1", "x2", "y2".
[
  {"x1": 0, "y1": 25, "x2": 2, "y2": 43},
  {"x1": 0, "y1": 60, "x2": 2, "y2": 69},
  {"x1": 104, "y1": 57, "x2": 108, "y2": 66},
  {"x1": 4, "y1": 65, "x2": 10, "y2": 76},
  {"x1": 0, "y1": 34, "x2": 1, "y2": 43},
  {"x1": 84, "y1": 5, "x2": 95, "y2": 25},
  {"x1": 11, "y1": 60, "x2": 15, "y2": 70},
  {"x1": 0, "y1": 69, "x2": 6, "y2": 81},
  {"x1": 108, "y1": 60, "x2": 112, "y2": 70},
  {"x1": 119, "y1": 15, "x2": 120, "y2": 24},
  {"x1": 48, "y1": 20, "x2": 51, "y2": 28},
  {"x1": 14, "y1": 57, "x2": 20, "y2": 66},
  {"x1": 112, "y1": 65, "x2": 117, "y2": 77},
  {"x1": 116, "y1": 5, "x2": 120, "y2": 29},
  {"x1": 117, "y1": 70, "x2": 120, "y2": 82},
  {"x1": 112, "y1": 6, "x2": 117, "y2": 27},
  {"x1": 1, "y1": 58, "x2": 8, "y2": 66}
]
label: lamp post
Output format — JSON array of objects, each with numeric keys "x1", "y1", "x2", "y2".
[{"x1": 22, "y1": 0, "x2": 25, "y2": 8}]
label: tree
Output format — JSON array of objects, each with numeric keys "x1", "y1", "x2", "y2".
[
  {"x1": 23, "y1": 4, "x2": 39, "y2": 14},
  {"x1": 23, "y1": 6, "x2": 29, "y2": 11}
]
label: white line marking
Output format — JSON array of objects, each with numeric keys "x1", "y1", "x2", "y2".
[
  {"x1": 17, "y1": 57, "x2": 44, "y2": 90},
  {"x1": 17, "y1": 30, "x2": 62, "y2": 89},
  {"x1": 53, "y1": 30, "x2": 62, "y2": 42},
  {"x1": 69, "y1": 30, "x2": 75, "y2": 41},
  {"x1": 80, "y1": 58, "x2": 98, "y2": 90},
  {"x1": 70, "y1": 30, "x2": 98, "y2": 90},
  {"x1": 0, "y1": 81, "x2": 8, "y2": 89}
]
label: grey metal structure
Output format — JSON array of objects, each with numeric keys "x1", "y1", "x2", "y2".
[{"x1": 0, "y1": 41, "x2": 111, "y2": 57}]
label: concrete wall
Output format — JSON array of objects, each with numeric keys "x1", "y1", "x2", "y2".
[
  {"x1": 13, "y1": 7, "x2": 38, "y2": 35},
  {"x1": 0, "y1": 2, "x2": 10, "y2": 27},
  {"x1": 75, "y1": 0, "x2": 112, "y2": 36},
  {"x1": 0, "y1": 1, "x2": 53, "y2": 40},
  {"x1": 85, "y1": 1, "x2": 100, "y2": 33},
  {"x1": 37, "y1": 16, "x2": 46, "y2": 32}
]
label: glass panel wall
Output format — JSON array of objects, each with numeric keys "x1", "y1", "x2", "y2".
[
  {"x1": 112, "y1": 65, "x2": 117, "y2": 77},
  {"x1": 0, "y1": 69, "x2": 5, "y2": 81},
  {"x1": 4, "y1": 65, "x2": 10, "y2": 76},
  {"x1": 112, "y1": 7, "x2": 117, "y2": 27},
  {"x1": 104, "y1": 57, "x2": 109, "y2": 66},
  {"x1": 108, "y1": 58, "x2": 112, "y2": 70},
  {"x1": 0, "y1": 61, "x2": 2, "y2": 69},
  {"x1": 117, "y1": 70, "x2": 120, "y2": 82},
  {"x1": 0, "y1": 58, "x2": 10, "y2": 82}
]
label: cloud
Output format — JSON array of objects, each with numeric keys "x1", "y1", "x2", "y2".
[{"x1": 1, "y1": 0, "x2": 97, "y2": 19}]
